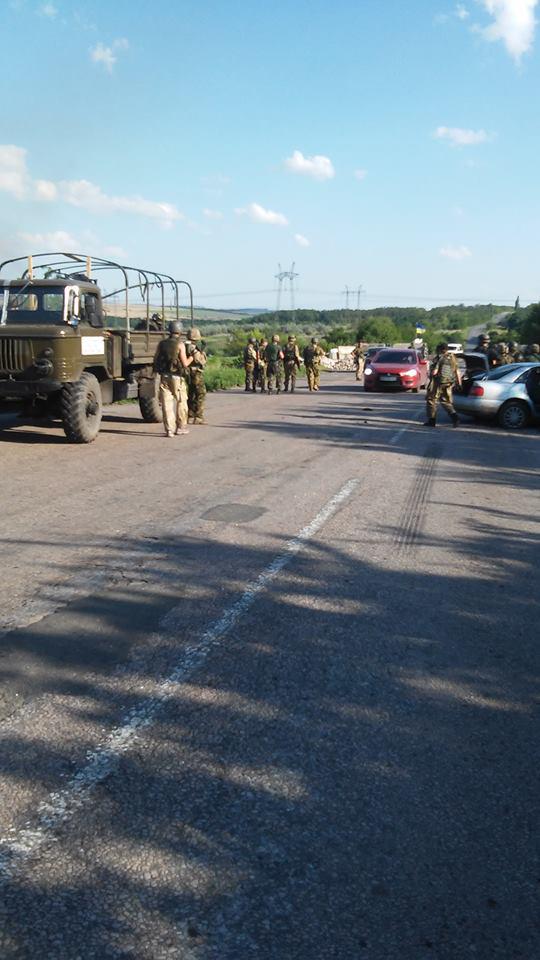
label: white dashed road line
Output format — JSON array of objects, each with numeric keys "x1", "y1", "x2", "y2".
[
  {"x1": 0, "y1": 477, "x2": 360, "y2": 882},
  {"x1": 389, "y1": 408, "x2": 424, "y2": 445}
]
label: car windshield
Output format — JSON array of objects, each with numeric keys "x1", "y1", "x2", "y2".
[
  {"x1": 375, "y1": 351, "x2": 416, "y2": 364},
  {"x1": 2, "y1": 285, "x2": 65, "y2": 325}
]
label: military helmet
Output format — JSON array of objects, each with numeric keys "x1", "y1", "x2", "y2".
[
  {"x1": 168, "y1": 320, "x2": 182, "y2": 335},
  {"x1": 188, "y1": 327, "x2": 201, "y2": 341},
  {"x1": 248, "y1": 336, "x2": 256, "y2": 344},
  {"x1": 288, "y1": 334, "x2": 295, "y2": 342},
  {"x1": 532, "y1": 343, "x2": 540, "y2": 353},
  {"x1": 508, "y1": 341, "x2": 517, "y2": 349},
  {"x1": 437, "y1": 342, "x2": 449, "y2": 352},
  {"x1": 311, "y1": 337, "x2": 318, "y2": 344},
  {"x1": 272, "y1": 334, "x2": 280, "y2": 342},
  {"x1": 479, "y1": 334, "x2": 489, "y2": 343}
]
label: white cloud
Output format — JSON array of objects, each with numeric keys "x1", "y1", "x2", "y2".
[
  {"x1": 34, "y1": 178, "x2": 58, "y2": 201},
  {"x1": 284, "y1": 150, "x2": 335, "y2": 181},
  {"x1": 90, "y1": 38, "x2": 129, "y2": 73},
  {"x1": 18, "y1": 230, "x2": 80, "y2": 252},
  {"x1": 294, "y1": 233, "x2": 310, "y2": 247},
  {"x1": 0, "y1": 143, "x2": 184, "y2": 227},
  {"x1": 354, "y1": 168, "x2": 368, "y2": 180},
  {"x1": 39, "y1": 3, "x2": 58, "y2": 17},
  {"x1": 0, "y1": 144, "x2": 28, "y2": 199},
  {"x1": 455, "y1": 4, "x2": 470, "y2": 19},
  {"x1": 203, "y1": 208, "x2": 224, "y2": 220},
  {"x1": 435, "y1": 125, "x2": 491, "y2": 145},
  {"x1": 440, "y1": 244, "x2": 472, "y2": 260},
  {"x1": 478, "y1": 0, "x2": 538, "y2": 60},
  {"x1": 235, "y1": 202, "x2": 288, "y2": 226}
]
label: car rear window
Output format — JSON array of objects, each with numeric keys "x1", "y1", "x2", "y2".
[
  {"x1": 487, "y1": 364, "x2": 526, "y2": 381},
  {"x1": 375, "y1": 351, "x2": 416, "y2": 364}
]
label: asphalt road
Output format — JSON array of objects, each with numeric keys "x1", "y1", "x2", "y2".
[{"x1": 0, "y1": 377, "x2": 538, "y2": 960}]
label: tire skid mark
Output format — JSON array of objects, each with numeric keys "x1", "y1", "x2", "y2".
[{"x1": 394, "y1": 442, "x2": 442, "y2": 554}]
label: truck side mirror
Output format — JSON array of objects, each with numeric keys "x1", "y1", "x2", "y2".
[{"x1": 67, "y1": 290, "x2": 80, "y2": 326}]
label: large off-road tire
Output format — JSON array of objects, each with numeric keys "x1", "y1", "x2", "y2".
[
  {"x1": 138, "y1": 393, "x2": 162, "y2": 423},
  {"x1": 61, "y1": 373, "x2": 103, "y2": 443},
  {"x1": 497, "y1": 400, "x2": 530, "y2": 430}
]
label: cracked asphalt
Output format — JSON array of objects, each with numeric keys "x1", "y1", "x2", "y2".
[{"x1": 0, "y1": 376, "x2": 538, "y2": 959}]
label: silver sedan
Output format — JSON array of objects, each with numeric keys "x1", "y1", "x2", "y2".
[{"x1": 454, "y1": 362, "x2": 540, "y2": 429}]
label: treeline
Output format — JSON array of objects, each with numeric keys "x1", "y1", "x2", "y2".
[{"x1": 505, "y1": 303, "x2": 540, "y2": 345}]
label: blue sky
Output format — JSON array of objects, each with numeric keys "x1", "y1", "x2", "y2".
[{"x1": 1, "y1": 0, "x2": 539, "y2": 309}]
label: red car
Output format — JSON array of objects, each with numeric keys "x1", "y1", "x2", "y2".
[{"x1": 363, "y1": 349, "x2": 428, "y2": 393}]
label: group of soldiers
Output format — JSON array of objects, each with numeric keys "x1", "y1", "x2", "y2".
[
  {"x1": 243, "y1": 335, "x2": 326, "y2": 394},
  {"x1": 153, "y1": 322, "x2": 208, "y2": 437},
  {"x1": 475, "y1": 334, "x2": 540, "y2": 365}
]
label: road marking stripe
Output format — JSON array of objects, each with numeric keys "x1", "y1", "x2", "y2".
[
  {"x1": 389, "y1": 409, "x2": 424, "y2": 445},
  {"x1": 0, "y1": 477, "x2": 360, "y2": 881}
]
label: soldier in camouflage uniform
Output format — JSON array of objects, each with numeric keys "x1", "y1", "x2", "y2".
[
  {"x1": 153, "y1": 321, "x2": 193, "y2": 437},
  {"x1": 303, "y1": 337, "x2": 325, "y2": 391},
  {"x1": 352, "y1": 340, "x2": 364, "y2": 381},
  {"x1": 476, "y1": 334, "x2": 490, "y2": 356},
  {"x1": 524, "y1": 343, "x2": 540, "y2": 361},
  {"x1": 243, "y1": 337, "x2": 258, "y2": 392},
  {"x1": 507, "y1": 340, "x2": 523, "y2": 362},
  {"x1": 424, "y1": 342, "x2": 461, "y2": 427},
  {"x1": 186, "y1": 327, "x2": 208, "y2": 424},
  {"x1": 283, "y1": 335, "x2": 302, "y2": 392},
  {"x1": 265, "y1": 335, "x2": 284, "y2": 393},
  {"x1": 257, "y1": 338, "x2": 269, "y2": 392}
]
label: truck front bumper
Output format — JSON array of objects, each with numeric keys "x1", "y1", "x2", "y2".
[{"x1": 0, "y1": 379, "x2": 63, "y2": 399}]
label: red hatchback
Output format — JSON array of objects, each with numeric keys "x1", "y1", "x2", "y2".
[{"x1": 363, "y1": 349, "x2": 428, "y2": 393}]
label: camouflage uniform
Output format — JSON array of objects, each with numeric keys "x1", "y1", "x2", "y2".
[
  {"x1": 303, "y1": 341, "x2": 325, "y2": 391},
  {"x1": 283, "y1": 337, "x2": 302, "y2": 392},
  {"x1": 257, "y1": 340, "x2": 269, "y2": 392},
  {"x1": 265, "y1": 338, "x2": 284, "y2": 393},
  {"x1": 524, "y1": 344, "x2": 540, "y2": 362},
  {"x1": 186, "y1": 328, "x2": 207, "y2": 423},
  {"x1": 352, "y1": 342, "x2": 364, "y2": 381},
  {"x1": 425, "y1": 349, "x2": 460, "y2": 426},
  {"x1": 243, "y1": 341, "x2": 258, "y2": 391}
]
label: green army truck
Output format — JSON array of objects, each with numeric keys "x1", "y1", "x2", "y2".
[{"x1": 0, "y1": 252, "x2": 194, "y2": 442}]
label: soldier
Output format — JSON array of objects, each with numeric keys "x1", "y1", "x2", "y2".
[
  {"x1": 507, "y1": 340, "x2": 522, "y2": 362},
  {"x1": 265, "y1": 334, "x2": 284, "y2": 394},
  {"x1": 243, "y1": 337, "x2": 258, "y2": 392},
  {"x1": 524, "y1": 343, "x2": 540, "y2": 361},
  {"x1": 487, "y1": 341, "x2": 501, "y2": 368},
  {"x1": 476, "y1": 334, "x2": 490, "y2": 355},
  {"x1": 283, "y1": 335, "x2": 302, "y2": 392},
  {"x1": 424, "y1": 342, "x2": 461, "y2": 427},
  {"x1": 352, "y1": 340, "x2": 364, "y2": 381},
  {"x1": 498, "y1": 342, "x2": 511, "y2": 365},
  {"x1": 186, "y1": 327, "x2": 207, "y2": 424},
  {"x1": 257, "y1": 337, "x2": 269, "y2": 392},
  {"x1": 153, "y1": 321, "x2": 193, "y2": 437},
  {"x1": 303, "y1": 337, "x2": 325, "y2": 392}
]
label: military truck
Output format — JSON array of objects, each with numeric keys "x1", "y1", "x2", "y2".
[{"x1": 0, "y1": 252, "x2": 194, "y2": 442}]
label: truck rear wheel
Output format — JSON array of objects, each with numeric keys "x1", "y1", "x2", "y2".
[
  {"x1": 138, "y1": 393, "x2": 162, "y2": 423},
  {"x1": 61, "y1": 373, "x2": 103, "y2": 443}
]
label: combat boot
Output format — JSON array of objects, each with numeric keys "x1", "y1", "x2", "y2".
[
  {"x1": 423, "y1": 417, "x2": 436, "y2": 427},
  {"x1": 451, "y1": 413, "x2": 459, "y2": 428}
]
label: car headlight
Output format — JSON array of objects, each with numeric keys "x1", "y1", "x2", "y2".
[
  {"x1": 401, "y1": 368, "x2": 418, "y2": 376},
  {"x1": 364, "y1": 366, "x2": 373, "y2": 375}
]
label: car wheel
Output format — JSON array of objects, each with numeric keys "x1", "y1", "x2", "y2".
[{"x1": 497, "y1": 400, "x2": 530, "y2": 430}]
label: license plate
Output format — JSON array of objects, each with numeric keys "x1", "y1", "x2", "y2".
[{"x1": 380, "y1": 375, "x2": 398, "y2": 381}]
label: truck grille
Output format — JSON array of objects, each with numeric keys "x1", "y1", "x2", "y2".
[{"x1": 0, "y1": 338, "x2": 33, "y2": 373}]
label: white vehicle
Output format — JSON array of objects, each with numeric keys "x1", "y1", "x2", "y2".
[{"x1": 447, "y1": 342, "x2": 463, "y2": 353}]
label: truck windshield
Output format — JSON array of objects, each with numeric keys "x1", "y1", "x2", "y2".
[{"x1": 2, "y1": 285, "x2": 65, "y2": 325}]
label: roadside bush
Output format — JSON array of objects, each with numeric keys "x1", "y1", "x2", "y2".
[{"x1": 204, "y1": 357, "x2": 244, "y2": 392}]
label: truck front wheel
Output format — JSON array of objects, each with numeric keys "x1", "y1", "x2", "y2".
[{"x1": 61, "y1": 373, "x2": 103, "y2": 443}]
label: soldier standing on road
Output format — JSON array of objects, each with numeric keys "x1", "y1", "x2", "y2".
[
  {"x1": 243, "y1": 337, "x2": 258, "y2": 392},
  {"x1": 352, "y1": 340, "x2": 364, "y2": 381},
  {"x1": 186, "y1": 327, "x2": 208, "y2": 424},
  {"x1": 303, "y1": 337, "x2": 325, "y2": 392},
  {"x1": 257, "y1": 338, "x2": 269, "y2": 392},
  {"x1": 424, "y1": 342, "x2": 461, "y2": 427},
  {"x1": 476, "y1": 334, "x2": 490, "y2": 356},
  {"x1": 265, "y1": 335, "x2": 284, "y2": 394},
  {"x1": 153, "y1": 321, "x2": 193, "y2": 438},
  {"x1": 283, "y1": 335, "x2": 302, "y2": 392}
]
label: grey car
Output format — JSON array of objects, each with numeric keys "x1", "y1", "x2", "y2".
[{"x1": 453, "y1": 356, "x2": 540, "y2": 429}]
